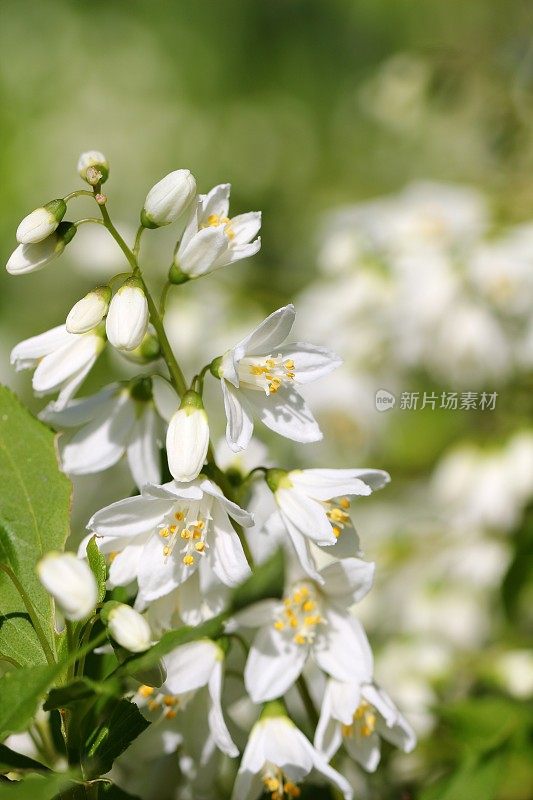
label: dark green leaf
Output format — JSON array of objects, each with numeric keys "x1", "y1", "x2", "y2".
[
  {"x1": 0, "y1": 772, "x2": 75, "y2": 799},
  {"x1": 98, "y1": 782, "x2": 143, "y2": 799},
  {"x1": 83, "y1": 700, "x2": 150, "y2": 779},
  {"x1": 44, "y1": 677, "x2": 122, "y2": 711},
  {"x1": 0, "y1": 744, "x2": 49, "y2": 775},
  {"x1": 0, "y1": 386, "x2": 71, "y2": 667},
  {"x1": 0, "y1": 664, "x2": 62, "y2": 742},
  {"x1": 85, "y1": 536, "x2": 107, "y2": 604}
]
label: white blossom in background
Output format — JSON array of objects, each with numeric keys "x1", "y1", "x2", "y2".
[
  {"x1": 232, "y1": 708, "x2": 353, "y2": 800},
  {"x1": 88, "y1": 478, "x2": 252, "y2": 609},
  {"x1": 216, "y1": 304, "x2": 342, "y2": 451},
  {"x1": 16, "y1": 199, "x2": 67, "y2": 244},
  {"x1": 315, "y1": 678, "x2": 416, "y2": 770},
  {"x1": 235, "y1": 558, "x2": 374, "y2": 702},
  {"x1": 40, "y1": 380, "x2": 164, "y2": 490},
  {"x1": 172, "y1": 183, "x2": 261, "y2": 279},
  {"x1": 7, "y1": 222, "x2": 77, "y2": 275},
  {"x1": 141, "y1": 169, "x2": 197, "y2": 228},
  {"x1": 11, "y1": 324, "x2": 105, "y2": 410},
  {"x1": 106, "y1": 277, "x2": 149, "y2": 351},
  {"x1": 38, "y1": 552, "x2": 98, "y2": 621},
  {"x1": 266, "y1": 467, "x2": 389, "y2": 580}
]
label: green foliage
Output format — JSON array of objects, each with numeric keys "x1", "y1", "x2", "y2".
[
  {"x1": 44, "y1": 677, "x2": 121, "y2": 712},
  {"x1": 82, "y1": 700, "x2": 150, "y2": 780},
  {"x1": 0, "y1": 386, "x2": 71, "y2": 667},
  {"x1": 0, "y1": 664, "x2": 63, "y2": 742},
  {"x1": 85, "y1": 536, "x2": 107, "y2": 605},
  {"x1": 0, "y1": 744, "x2": 48, "y2": 775},
  {"x1": 0, "y1": 772, "x2": 74, "y2": 799}
]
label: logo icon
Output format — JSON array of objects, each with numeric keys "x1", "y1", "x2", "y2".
[{"x1": 375, "y1": 389, "x2": 396, "y2": 412}]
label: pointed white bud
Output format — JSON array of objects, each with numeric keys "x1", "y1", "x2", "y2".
[
  {"x1": 7, "y1": 222, "x2": 77, "y2": 276},
  {"x1": 77, "y1": 150, "x2": 109, "y2": 185},
  {"x1": 38, "y1": 552, "x2": 98, "y2": 621},
  {"x1": 106, "y1": 603, "x2": 152, "y2": 652},
  {"x1": 66, "y1": 286, "x2": 112, "y2": 334},
  {"x1": 16, "y1": 199, "x2": 67, "y2": 244},
  {"x1": 141, "y1": 169, "x2": 196, "y2": 228},
  {"x1": 106, "y1": 278, "x2": 149, "y2": 351},
  {"x1": 166, "y1": 390, "x2": 209, "y2": 482}
]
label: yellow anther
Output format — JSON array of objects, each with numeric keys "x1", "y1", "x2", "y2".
[
  {"x1": 263, "y1": 778, "x2": 279, "y2": 792},
  {"x1": 294, "y1": 633, "x2": 307, "y2": 645},
  {"x1": 195, "y1": 520, "x2": 205, "y2": 529},
  {"x1": 304, "y1": 615, "x2": 322, "y2": 626},
  {"x1": 332, "y1": 526, "x2": 341, "y2": 538},
  {"x1": 163, "y1": 545, "x2": 172, "y2": 556},
  {"x1": 148, "y1": 700, "x2": 160, "y2": 712},
  {"x1": 169, "y1": 524, "x2": 177, "y2": 533},
  {"x1": 165, "y1": 709, "x2": 177, "y2": 719},
  {"x1": 160, "y1": 528, "x2": 170, "y2": 538},
  {"x1": 183, "y1": 554, "x2": 195, "y2": 566},
  {"x1": 108, "y1": 551, "x2": 118, "y2": 563},
  {"x1": 192, "y1": 528, "x2": 202, "y2": 539},
  {"x1": 138, "y1": 685, "x2": 154, "y2": 698},
  {"x1": 339, "y1": 497, "x2": 350, "y2": 510},
  {"x1": 284, "y1": 359, "x2": 295, "y2": 370},
  {"x1": 194, "y1": 542, "x2": 206, "y2": 552},
  {"x1": 174, "y1": 511, "x2": 185, "y2": 521},
  {"x1": 329, "y1": 508, "x2": 349, "y2": 523},
  {"x1": 181, "y1": 529, "x2": 191, "y2": 539},
  {"x1": 163, "y1": 695, "x2": 177, "y2": 707},
  {"x1": 274, "y1": 621, "x2": 285, "y2": 630},
  {"x1": 302, "y1": 600, "x2": 315, "y2": 612},
  {"x1": 285, "y1": 783, "x2": 301, "y2": 798}
]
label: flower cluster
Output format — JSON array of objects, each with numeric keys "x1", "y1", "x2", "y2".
[{"x1": 8, "y1": 153, "x2": 415, "y2": 799}]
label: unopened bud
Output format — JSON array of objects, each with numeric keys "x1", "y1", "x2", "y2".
[
  {"x1": 66, "y1": 285, "x2": 111, "y2": 334},
  {"x1": 16, "y1": 199, "x2": 67, "y2": 244},
  {"x1": 106, "y1": 277, "x2": 149, "y2": 351},
  {"x1": 265, "y1": 468, "x2": 291, "y2": 493},
  {"x1": 38, "y1": 552, "x2": 98, "y2": 621},
  {"x1": 6, "y1": 221, "x2": 77, "y2": 276},
  {"x1": 77, "y1": 150, "x2": 109, "y2": 185},
  {"x1": 168, "y1": 262, "x2": 190, "y2": 285},
  {"x1": 166, "y1": 390, "x2": 209, "y2": 482},
  {"x1": 141, "y1": 169, "x2": 196, "y2": 229},
  {"x1": 105, "y1": 602, "x2": 152, "y2": 653}
]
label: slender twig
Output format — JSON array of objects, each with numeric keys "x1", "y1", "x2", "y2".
[
  {"x1": 63, "y1": 189, "x2": 94, "y2": 202},
  {"x1": 0, "y1": 562, "x2": 56, "y2": 665},
  {"x1": 296, "y1": 674, "x2": 319, "y2": 728},
  {"x1": 74, "y1": 218, "x2": 105, "y2": 227}
]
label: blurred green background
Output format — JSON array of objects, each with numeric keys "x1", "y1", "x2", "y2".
[{"x1": 1, "y1": 1, "x2": 532, "y2": 798}]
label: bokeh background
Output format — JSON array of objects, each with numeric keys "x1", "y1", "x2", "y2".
[{"x1": 1, "y1": 1, "x2": 532, "y2": 798}]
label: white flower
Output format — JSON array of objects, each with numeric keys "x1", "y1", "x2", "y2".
[
  {"x1": 161, "y1": 639, "x2": 238, "y2": 758},
  {"x1": 16, "y1": 199, "x2": 67, "y2": 244},
  {"x1": 66, "y1": 286, "x2": 111, "y2": 334},
  {"x1": 166, "y1": 391, "x2": 209, "y2": 483},
  {"x1": 314, "y1": 679, "x2": 416, "y2": 771},
  {"x1": 216, "y1": 304, "x2": 341, "y2": 451},
  {"x1": 267, "y1": 467, "x2": 390, "y2": 580},
  {"x1": 173, "y1": 183, "x2": 261, "y2": 279},
  {"x1": 88, "y1": 477, "x2": 252, "y2": 608},
  {"x1": 106, "y1": 278, "x2": 149, "y2": 351},
  {"x1": 236, "y1": 558, "x2": 374, "y2": 703},
  {"x1": 40, "y1": 379, "x2": 165, "y2": 490},
  {"x1": 107, "y1": 603, "x2": 153, "y2": 652},
  {"x1": 38, "y1": 552, "x2": 98, "y2": 621},
  {"x1": 77, "y1": 150, "x2": 109, "y2": 184},
  {"x1": 11, "y1": 324, "x2": 105, "y2": 411},
  {"x1": 141, "y1": 169, "x2": 197, "y2": 228},
  {"x1": 232, "y1": 709, "x2": 353, "y2": 800},
  {"x1": 7, "y1": 222, "x2": 76, "y2": 275}
]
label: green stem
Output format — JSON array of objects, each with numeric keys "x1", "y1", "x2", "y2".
[
  {"x1": 74, "y1": 218, "x2": 105, "y2": 227},
  {"x1": 66, "y1": 621, "x2": 77, "y2": 680},
  {"x1": 64, "y1": 189, "x2": 94, "y2": 202},
  {"x1": 159, "y1": 280, "x2": 171, "y2": 315},
  {"x1": 133, "y1": 225, "x2": 144, "y2": 258},
  {"x1": 296, "y1": 674, "x2": 319, "y2": 728},
  {"x1": 0, "y1": 562, "x2": 56, "y2": 665}
]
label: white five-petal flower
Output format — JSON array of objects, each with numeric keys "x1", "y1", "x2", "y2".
[
  {"x1": 235, "y1": 558, "x2": 374, "y2": 703},
  {"x1": 40, "y1": 379, "x2": 166, "y2": 490},
  {"x1": 88, "y1": 477, "x2": 253, "y2": 609},
  {"x1": 173, "y1": 183, "x2": 261, "y2": 280},
  {"x1": 267, "y1": 467, "x2": 390, "y2": 581},
  {"x1": 217, "y1": 304, "x2": 341, "y2": 452},
  {"x1": 314, "y1": 678, "x2": 416, "y2": 771},
  {"x1": 11, "y1": 324, "x2": 105, "y2": 411},
  {"x1": 232, "y1": 709, "x2": 353, "y2": 800}
]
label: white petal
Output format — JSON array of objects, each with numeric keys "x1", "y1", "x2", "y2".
[
  {"x1": 33, "y1": 334, "x2": 101, "y2": 394},
  {"x1": 245, "y1": 386, "x2": 322, "y2": 443},
  {"x1": 200, "y1": 477, "x2": 254, "y2": 526},
  {"x1": 88, "y1": 495, "x2": 171, "y2": 537},
  {"x1": 320, "y1": 558, "x2": 375, "y2": 605},
  {"x1": 215, "y1": 237, "x2": 261, "y2": 269},
  {"x1": 108, "y1": 543, "x2": 145, "y2": 588},
  {"x1": 10, "y1": 325, "x2": 72, "y2": 370},
  {"x1": 106, "y1": 283, "x2": 149, "y2": 351},
  {"x1": 263, "y1": 720, "x2": 314, "y2": 779},
  {"x1": 221, "y1": 379, "x2": 254, "y2": 452},
  {"x1": 310, "y1": 747, "x2": 354, "y2": 799},
  {"x1": 163, "y1": 639, "x2": 218, "y2": 693},
  {"x1": 60, "y1": 392, "x2": 135, "y2": 475},
  {"x1": 40, "y1": 384, "x2": 118, "y2": 427},
  {"x1": 279, "y1": 342, "x2": 342, "y2": 384},
  {"x1": 344, "y1": 731, "x2": 381, "y2": 773},
  {"x1": 137, "y1": 534, "x2": 182, "y2": 601},
  {"x1": 127, "y1": 404, "x2": 162, "y2": 489},
  {"x1": 230, "y1": 212, "x2": 262, "y2": 245},
  {"x1": 284, "y1": 527, "x2": 323, "y2": 583},
  {"x1": 152, "y1": 375, "x2": 179, "y2": 423},
  {"x1": 328, "y1": 679, "x2": 361, "y2": 726},
  {"x1": 38, "y1": 553, "x2": 97, "y2": 621},
  {"x1": 179, "y1": 226, "x2": 228, "y2": 277},
  {"x1": 226, "y1": 599, "x2": 278, "y2": 630},
  {"x1": 200, "y1": 183, "x2": 230, "y2": 220},
  {"x1": 244, "y1": 626, "x2": 307, "y2": 703},
  {"x1": 277, "y1": 488, "x2": 335, "y2": 545},
  {"x1": 315, "y1": 611, "x2": 373, "y2": 683},
  {"x1": 47, "y1": 356, "x2": 98, "y2": 411},
  {"x1": 207, "y1": 661, "x2": 239, "y2": 758},
  {"x1": 289, "y1": 468, "x2": 384, "y2": 500},
  {"x1": 210, "y1": 501, "x2": 251, "y2": 587},
  {"x1": 233, "y1": 305, "x2": 295, "y2": 362},
  {"x1": 141, "y1": 479, "x2": 204, "y2": 501}
]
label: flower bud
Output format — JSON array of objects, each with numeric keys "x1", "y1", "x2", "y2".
[
  {"x1": 16, "y1": 199, "x2": 67, "y2": 244},
  {"x1": 77, "y1": 150, "x2": 109, "y2": 185},
  {"x1": 105, "y1": 603, "x2": 152, "y2": 653},
  {"x1": 66, "y1": 285, "x2": 111, "y2": 334},
  {"x1": 166, "y1": 390, "x2": 209, "y2": 482},
  {"x1": 6, "y1": 222, "x2": 77, "y2": 275},
  {"x1": 106, "y1": 277, "x2": 149, "y2": 351},
  {"x1": 141, "y1": 169, "x2": 196, "y2": 229},
  {"x1": 38, "y1": 552, "x2": 98, "y2": 621}
]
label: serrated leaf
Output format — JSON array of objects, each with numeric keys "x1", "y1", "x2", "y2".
[
  {"x1": 0, "y1": 386, "x2": 71, "y2": 667},
  {"x1": 0, "y1": 744, "x2": 49, "y2": 775},
  {"x1": 0, "y1": 664, "x2": 62, "y2": 742},
  {"x1": 44, "y1": 677, "x2": 122, "y2": 711},
  {"x1": 83, "y1": 700, "x2": 150, "y2": 779},
  {"x1": 85, "y1": 536, "x2": 107, "y2": 604}
]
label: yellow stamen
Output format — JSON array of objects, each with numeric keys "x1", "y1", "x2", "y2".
[
  {"x1": 183, "y1": 554, "x2": 195, "y2": 566},
  {"x1": 138, "y1": 685, "x2": 154, "y2": 698}
]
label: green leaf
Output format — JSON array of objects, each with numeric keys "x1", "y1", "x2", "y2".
[
  {"x1": 230, "y1": 548, "x2": 285, "y2": 612},
  {"x1": 0, "y1": 386, "x2": 71, "y2": 667},
  {"x1": 44, "y1": 677, "x2": 122, "y2": 711},
  {"x1": 0, "y1": 772, "x2": 75, "y2": 799},
  {"x1": 82, "y1": 700, "x2": 150, "y2": 779},
  {"x1": 0, "y1": 744, "x2": 49, "y2": 775},
  {"x1": 85, "y1": 536, "x2": 107, "y2": 604},
  {"x1": 97, "y1": 782, "x2": 143, "y2": 799},
  {"x1": 0, "y1": 664, "x2": 62, "y2": 742}
]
